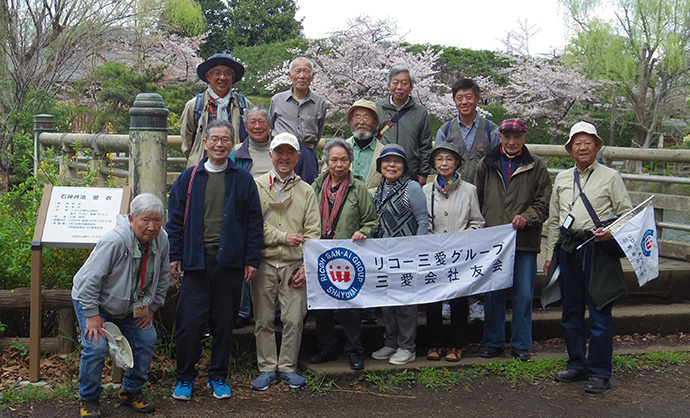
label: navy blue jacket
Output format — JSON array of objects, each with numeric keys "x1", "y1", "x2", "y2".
[{"x1": 167, "y1": 157, "x2": 263, "y2": 271}]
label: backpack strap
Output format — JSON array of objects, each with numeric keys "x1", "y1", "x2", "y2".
[
  {"x1": 191, "y1": 93, "x2": 205, "y2": 149},
  {"x1": 443, "y1": 120, "x2": 452, "y2": 137},
  {"x1": 234, "y1": 91, "x2": 249, "y2": 141},
  {"x1": 182, "y1": 164, "x2": 200, "y2": 231}
]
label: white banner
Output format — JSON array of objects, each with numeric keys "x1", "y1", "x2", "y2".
[
  {"x1": 614, "y1": 205, "x2": 659, "y2": 287},
  {"x1": 304, "y1": 224, "x2": 517, "y2": 309}
]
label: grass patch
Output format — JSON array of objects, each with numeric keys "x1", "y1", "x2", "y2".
[
  {"x1": 0, "y1": 381, "x2": 77, "y2": 412},
  {"x1": 304, "y1": 370, "x2": 339, "y2": 394},
  {"x1": 477, "y1": 358, "x2": 567, "y2": 385}
]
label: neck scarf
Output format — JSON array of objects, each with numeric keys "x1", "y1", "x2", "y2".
[
  {"x1": 437, "y1": 172, "x2": 459, "y2": 191},
  {"x1": 320, "y1": 173, "x2": 350, "y2": 239},
  {"x1": 208, "y1": 87, "x2": 230, "y2": 122}
]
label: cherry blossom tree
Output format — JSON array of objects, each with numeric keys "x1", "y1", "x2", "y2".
[
  {"x1": 262, "y1": 16, "x2": 454, "y2": 129},
  {"x1": 495, "y1": 53, "x2": 602, "y2": 144}
]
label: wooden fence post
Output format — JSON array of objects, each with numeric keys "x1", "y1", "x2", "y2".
[
  {"x1": 33, "y1": 115, "x2": 55, "y2": 177},
  {"x1": 128, "y1": 93, "x2": 169, "y2": 206}
]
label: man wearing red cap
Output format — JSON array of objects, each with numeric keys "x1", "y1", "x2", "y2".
[
  {"x1": 474, "y1": 118, "x2": 551, "y2": 361},
  {"x1": 181, "y1": 53, "x2": 253, "y2": 168}
]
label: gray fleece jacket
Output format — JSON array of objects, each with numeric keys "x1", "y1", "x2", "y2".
[{"x1": 71, "y1": 215, "x2": 170, "y2": 318}]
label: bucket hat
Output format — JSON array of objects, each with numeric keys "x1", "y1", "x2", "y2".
[
  {"x1": 376, "y1": 144, "x2": 408, "y2": 173},
  {"x1": 197, "y1": 53, "x2": 245, "y2": 83},
  {"x1": 103, "y1": 322, "x2": 134, "y2": 370}
]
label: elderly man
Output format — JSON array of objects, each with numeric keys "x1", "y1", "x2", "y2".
[
  {"x1": 436, "y1": 78, "x2": 500, "y2": 185},
  {"x1": 230, "y1": 105, "x2": 273, "y2": 329},
  {"x1": 72, "y1": 193, "x2": 170, "y2": 417},
  {"x1": 544, "y1": 121, "x2": 632, "y2": 393},
  {"x1": 345, "y1": 99, "x2": 384, "y2": 193},
  {"x1": 181, "y1": 53, "x2": 252, "y2": 168},
  {"x1": 167, "y1": 119, "x2": 263, "y2": 401},
  {"x1": 475, "y1": 118, "x2": 551, "y2": 361},
  {"x1": 375, "y1": 66, "x2": 433, "y2": 185},
  {"x1": 231, "y1": 105, "x2": 273, "y2": 178},
  {"x1": 269, "y1": 57, "x2": 327, "y2": 184},
  {"x1": 251, "y1": 132, "x2": 320, "y2": 391}
]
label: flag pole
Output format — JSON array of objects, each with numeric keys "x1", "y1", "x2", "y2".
[{"x1": 575, "y1": 195, "x2": 656, "y2": 251}]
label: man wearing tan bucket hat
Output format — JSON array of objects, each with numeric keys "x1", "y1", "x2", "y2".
[{"x1": 345, "y1": 99, "x2": 384, "y2": 194}]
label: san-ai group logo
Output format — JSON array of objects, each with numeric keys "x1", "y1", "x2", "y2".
[
  {"x1": 316, "y1": 247, "x2": 366, "y2": 300},
  {"x1": 641, "y1": 229, "x2": 655, "y2": 257}
]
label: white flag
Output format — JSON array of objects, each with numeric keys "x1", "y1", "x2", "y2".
[
  {"x1": 304, "y1": 224, "x2": 516, "y2": 309},
  {"x1": 613, "y1": 205, "x2": 659, "y2": 287}
]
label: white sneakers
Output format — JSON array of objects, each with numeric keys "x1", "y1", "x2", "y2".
[
  {"x1": 389, "y1": 348, "x2": 416, "y2": 365},
  {"x1": 469, "y1": 300, "x2": 485, "y2": 322},
  {"x1": 371, "y1": 346, "x2": 396, "y2": 360},
  {"x1": 442, "y1": 302, "x2": 451, "y2": 320},
  {"x1": 372, "y1": 346, "x2": 416, "y2": 365}
]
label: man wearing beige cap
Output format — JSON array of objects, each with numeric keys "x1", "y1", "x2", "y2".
[
  {"x1": 544, "y1": 121, "x2": 632, "y2": 393},
  {"x1": 345, "y1": 99, "x2": 384, "y2": 194},
  {"x1": 251, "y1": 132, "x2": 320, "y2": 391}
]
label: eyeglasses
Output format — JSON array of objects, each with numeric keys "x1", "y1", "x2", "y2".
[
  {"x1": 207, "y1": 136, "x2": 232, "y2": 144},
  {"x1": 208, "y1": 70, "x2": 234, "y2": 79},
  {"x1": 247, "y1": 118, "x2": 268, "y2": 125},
  {"x1": 351, "y1": 114, "x2": 372, "y2": 122}
]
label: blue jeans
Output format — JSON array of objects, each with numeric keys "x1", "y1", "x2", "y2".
[
  {"x1": 73, "y1": 299, "x2": 157, "y2": 401},
  {"x1": 559, "y1": 244, "x2": 614, "y2": 379},
  {"x1": 483, "y1": 250, "x2": 537, "y2": 350}
]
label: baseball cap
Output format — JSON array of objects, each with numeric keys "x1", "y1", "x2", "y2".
[
  {"x1": 499, "y1": 118, "x2": 528, "y2": 133},
  {"x1": 270, "y1": 132, "x2": 301, "y2": 152},
  {"x1": 104, "y1": 322, "x2": 134, "y2": 370}
]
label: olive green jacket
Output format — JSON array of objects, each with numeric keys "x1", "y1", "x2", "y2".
[{"x1": 312, "y1": 171, "x2": 378, "y2": 240}]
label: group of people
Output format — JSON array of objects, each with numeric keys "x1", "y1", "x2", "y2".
[{"x1": 71, "y1": 53, "x2": 633, "y2": 417}]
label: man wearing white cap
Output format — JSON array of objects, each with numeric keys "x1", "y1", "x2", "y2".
[
  {"x1": 181, "y1": 52, "x2": 253, "y2": 168},
  {"x1": 72, "y1": 193, "x2": 170, "y2": 417},
  {"x1": 251, "y1": 132, "x2": 320, "y2": 391},
  {"x1": 544, "y1": 121, "x2": 632, "y2": 394}
]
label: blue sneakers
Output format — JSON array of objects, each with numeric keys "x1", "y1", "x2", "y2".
[
  {"x1": 207, "y1": 379, "x2": 232, "y2": 399},
  {"x1": 279, "y1": 371, "x2": 306, "y2": 389},
  {"x1": 251, "y1": 371, "x2": 277, "y2": 391},
  {"x1": 172, "y1": 380, "x2": 193, "y2": 401}
]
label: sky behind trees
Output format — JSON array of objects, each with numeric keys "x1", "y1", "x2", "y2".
[{"x1": 296, "y1": 0, "x2": 571, "y2": 55}]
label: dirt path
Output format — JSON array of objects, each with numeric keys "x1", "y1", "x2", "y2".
[{"x1": 4, "y1": 361, "x2": 690, "y2": 418}]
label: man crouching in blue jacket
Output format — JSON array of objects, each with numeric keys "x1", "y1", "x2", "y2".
[
  {"x1": 72, "y1": 193, "x2": 170, "y2": 417},
  {"x1": 167, "y1": 119, "x2": 264, "y2": 401}
]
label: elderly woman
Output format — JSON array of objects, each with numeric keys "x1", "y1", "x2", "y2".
[
  {"x1": 423, "y1": 142, "x2": 485, "y2": 362},
  {"x1": 310, "y1": 138, "x2": 379, "y2": 371},
  {"x1": 371, "y1": 144, "x2": 428, "y2": 365}
]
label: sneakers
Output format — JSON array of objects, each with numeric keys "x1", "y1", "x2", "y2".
[
  {"x1": 251, "y1": 371, "x2": 278, "y2": 391},
  {"x1": 118, "y1": 389, "x2": 155, "y2": 413},
  {"x1": 469, "y1": 300, "x2": 485, "y2": 321},
  {"x1": 442, "y1": 302, "x2": 451, "y2": 320},
  {"x1": 280, "y1": 371, "x2": 307, "y2": 389},
  {"x1": 389, "y1": 348, "x2": 416, "y2": 365},
  {"x1": 371, "y1": 346, "x2": 397, "y2": 360},
  {"x1": 207, "y1": 379, "x2": 232, "y2": 399},
  {"x1": 80, "y1": 399, "x2": 100, "y2": 417},
  {"x1": 172, "y1": 380, "x2": 193, "y2": 401}
]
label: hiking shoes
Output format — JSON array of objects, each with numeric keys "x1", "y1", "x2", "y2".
[{"x1": 118, "y1": 389, "x2": 155, "y2": 413}]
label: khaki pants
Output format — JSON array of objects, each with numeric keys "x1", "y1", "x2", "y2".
[{"x1": 251, "y1": 261, "x2": 307, "y2": 372}]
